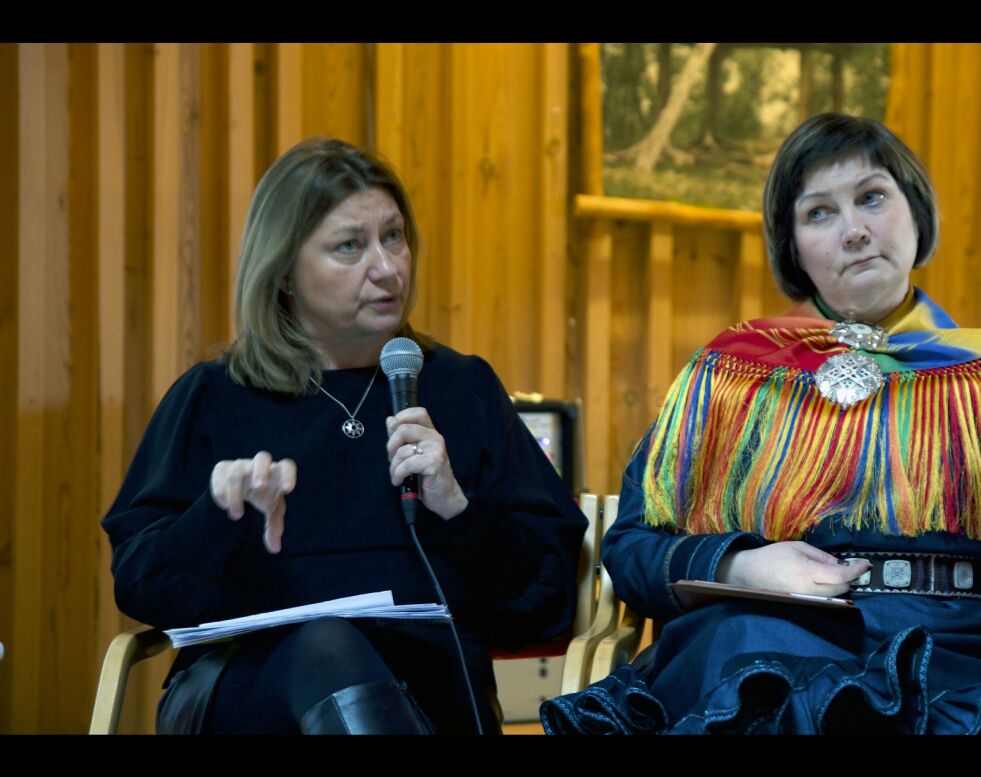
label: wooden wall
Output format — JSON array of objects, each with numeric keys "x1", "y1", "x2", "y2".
[
  {"x1": 890, "y1": 44, "x2": 981, "y2": 325},
  {"x1": 2, "y1": 41, "x2": 980, "y2": 734}
]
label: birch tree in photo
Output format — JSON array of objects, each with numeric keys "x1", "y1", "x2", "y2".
[{"x1": 623, "y1": 42, "x2": 717, "y2": 173}]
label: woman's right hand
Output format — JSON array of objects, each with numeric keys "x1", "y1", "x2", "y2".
[
  {"x1": 716, "y1": 541, "x2": 871, "y2": 597},
  {"x1": 210, "y1": 451, "x2": 297, "y2": 554}
]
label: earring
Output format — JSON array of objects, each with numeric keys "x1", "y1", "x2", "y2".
[{"x1": 284, "y1": 279, "x2": 295, "y2": 297}]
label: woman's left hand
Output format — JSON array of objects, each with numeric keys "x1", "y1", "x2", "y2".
[{"x1": 386, "y1": 407, "x2": 469, "y2": 520}]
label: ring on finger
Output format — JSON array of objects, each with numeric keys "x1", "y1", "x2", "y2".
[{"x1": 413, "y1": 442, "x2": 424, "y2": 456}]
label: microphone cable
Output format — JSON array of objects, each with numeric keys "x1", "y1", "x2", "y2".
[{"x1": 403, "y1": 505, "x2": 485, "y2": 735}]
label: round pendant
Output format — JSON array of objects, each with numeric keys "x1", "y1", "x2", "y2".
[
  {"x1": 342, "y1": 418, "x2": 365, "y2": 439},
  {"x1": 830, "y1": 320, "x2": 888, "y2": 350},
  {"x1": 815, "y1": 352, "x2": 885, "y2": 409}
]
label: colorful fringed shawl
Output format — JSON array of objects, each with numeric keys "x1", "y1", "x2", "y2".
[{"x1": 642, "y1": 288, "x2": 981, "y2": 540}]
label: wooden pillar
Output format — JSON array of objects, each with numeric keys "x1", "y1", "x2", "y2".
[
  {"x1": 578, "y1": 43, "x2": 612, "y2": 493},
  {"x1": 646, "y1": 222, "x2": 674, "y2": 420},
  {"x1": 537, "y1": 43, "x2": 569, "y2": 398}
]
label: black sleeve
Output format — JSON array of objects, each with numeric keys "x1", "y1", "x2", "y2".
[
  {"x1": 101, "y1": 364, "x2": 252, "y2": 628},
  {"x1": 601, "y1": 426, "x2": 766, "y2": 622},
  {"x1": 414, "y1": 356, "x2": 588, "y2": 650}
]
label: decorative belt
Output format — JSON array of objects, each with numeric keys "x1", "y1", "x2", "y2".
[{"x1": 832, "y1": 551, "x2": 981, "y2": 599}]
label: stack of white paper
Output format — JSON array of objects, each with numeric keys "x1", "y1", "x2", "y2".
[{"x1": 164, "y1": 591, "x2": 449, "y2": 648}]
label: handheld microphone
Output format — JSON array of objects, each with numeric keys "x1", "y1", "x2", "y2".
[
  {"x1": 379, "y1": 336, "x2": 484, "y2": 734},
  {"x1": 380, "y1": 337, "x2": 425, "y2": 524}
]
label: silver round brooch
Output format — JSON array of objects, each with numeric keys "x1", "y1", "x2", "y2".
[
  {"x1": 830, "y1": 320, "x2": 889, "y2": 351},
  {"x1": 815, "y1": 352, "x2": 885, "y2": 409}
]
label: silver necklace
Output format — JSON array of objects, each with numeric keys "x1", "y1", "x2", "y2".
[
  {"x1": 815, "y1": 320, "x2": 889, "y2": 409},
  {"x1": 309, "y1": 366, "x2": 379, "y2": 439}
]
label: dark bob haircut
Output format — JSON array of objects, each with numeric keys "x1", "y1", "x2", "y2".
[{"x1": 762, "y1": 113, "x2": 939, "y2": 301}]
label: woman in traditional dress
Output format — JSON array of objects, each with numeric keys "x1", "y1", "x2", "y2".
[{"x1": 542, "y1": 113, "x2": 981, "y2": 735}]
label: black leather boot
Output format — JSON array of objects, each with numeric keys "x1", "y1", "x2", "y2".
[{"x1": 299, "y1": 680, "x2": 435, "y2": 735}]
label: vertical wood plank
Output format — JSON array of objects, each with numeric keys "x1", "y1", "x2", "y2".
[
  {"x1": 737, "y1": 228, "x2": 765, "y2": 322},
  {"x1": 672, "y1": 228, "x2": 739, "y2": 370},
  {"x1": 65, "y1": 42, "x2": 100, "y2": 732},
  {"x1": 95, "y1": 41, "x2": 127, "y2": 694},
  {"x1": 302, "y1": 43, "x2": 367, "y2": 145},
  {"x1": 924, "y1": 44, "x2": 956, "y2": 309},
  {"x1": 610, "y1": 222, "x2": 649, "y2": 487},
  {"x1": 151, "y1": 43, "x2": 180, "y2": 406},
  {"x1": 0, "y1": 42, "x2": 19, "y2": 734},
  {"x1": 577, "y1": 42, "x2": 607, "y2": 492},
  {"x1": 227, "y1": 43, "x2": 256, "y2": 336},
  {"x1": 400, "y1": 44, "x2": 450, "y2": 343},
  {"x1": 646, "y1": 222, "x2": 674, "y2": 421},
  {"x1": 885, "y1": 43, "x2": 910, "y2": 140},
  {"x1": 253, "y1": 44, "x2": 277, "y2": 174},
  {"x1": 972, "y1": 51, "x2": 981, "y2": 327},
  {"x1": 199, "y1": 43, "x2": 229, "y2": 355},
  {"x1": 891, "y1": 43, "x2": 936, "y2": 315},
  {"x1": 466, "y1": 45, "x2": 508, "y2": 380},
  {"x1": 947, "y1": 44, "x2": 980, "y2": 325},
  {"x1": 447, "y1": 44, "x2": 474, "y2": 357},
  {"x1": 497, "y1": 43, "x2": 538, "y2": 391},
  {"x1": 887, "y1": 44, "x2": 931, "y2": 158},
  {"x1": 583, "y1": 219, "x2": 612, "y2": 494},
  {"x1": 374, "y1": 43, "x2": 404, "y2": 166},
  {"x1": 538, "y1": 43, "x2": 569, "y2": 398},
  {"x1": 578, "y1": 43, "x2": 603, "y2": 196},
  {"x1": 152, "y1": 43, "x2": 202, "y2": 405},
  {"x1": 276, "y1": 43, "x2": 302, "y2": 155},
  {"x1": 13, "y1": 42, "x2": 69, "y2": 732},
  {"x1": 124, "y1": 44, "x2": 154, "y2": 454}
]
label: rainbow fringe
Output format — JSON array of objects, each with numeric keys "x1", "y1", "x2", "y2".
[{"x1": 642, "y1": 340, "x2": 981, "y2": 542}]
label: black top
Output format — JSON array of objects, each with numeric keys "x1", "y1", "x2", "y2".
[{"x1": 102, "y1": 344, "x2": 587, "y2": 651}]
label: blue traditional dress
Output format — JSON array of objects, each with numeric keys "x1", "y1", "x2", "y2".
[{"x1": 541, "y1": 288, "x2": 981, "y2": 734}]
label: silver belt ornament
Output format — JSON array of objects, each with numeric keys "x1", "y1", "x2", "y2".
[{"x1": 815, "y1": 321, "x2": 888, "y2": 409}]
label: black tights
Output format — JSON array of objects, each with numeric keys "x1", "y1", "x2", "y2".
[{"x1": 205, "y1": 617, "x2": 500, "y2": 734}]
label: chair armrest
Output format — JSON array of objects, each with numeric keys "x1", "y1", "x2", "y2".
[
  {"x1": 89, "y1": 625, "x2": 171, "y2": 734},
  {"x1": 588, "y1": 606, "x2": 646, "y2": 685},
  {"x1": 559, "y1": 608, "x2": 619, "y2": 695}
]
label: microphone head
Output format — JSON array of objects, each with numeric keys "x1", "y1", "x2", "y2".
[{"x1": 380, "y1": 337, "x2": 424, "y2": 379}]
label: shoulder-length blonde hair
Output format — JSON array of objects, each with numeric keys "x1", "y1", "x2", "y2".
[{"x1": 225, "y1": 137, "x2": 429, "y2": 395}]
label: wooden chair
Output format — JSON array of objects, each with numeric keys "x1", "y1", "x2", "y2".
[
  {"x1": 581, "y1": 495, "x2": 653, "y2": 685},
  {"x1": 559, "y1": 494, "x2": 623, "y2": 694},
  {"x1": 90, "y1": 493, "x2": 606, "y2": 733},
  {"x1": 89, "y1": 624, "x2": 170, "y2": 734}
]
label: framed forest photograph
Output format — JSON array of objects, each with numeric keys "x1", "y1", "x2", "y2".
[{"x1": 601, "y1": 43, "x2": 891, "y2": 212}]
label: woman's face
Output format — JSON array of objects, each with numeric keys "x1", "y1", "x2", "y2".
[
  {"x1": 290, "y1": 187, "x2": 411, "y2": 363},
  {"x1": 792, "y1": 154, "x2": 918, "y2": 323}
]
